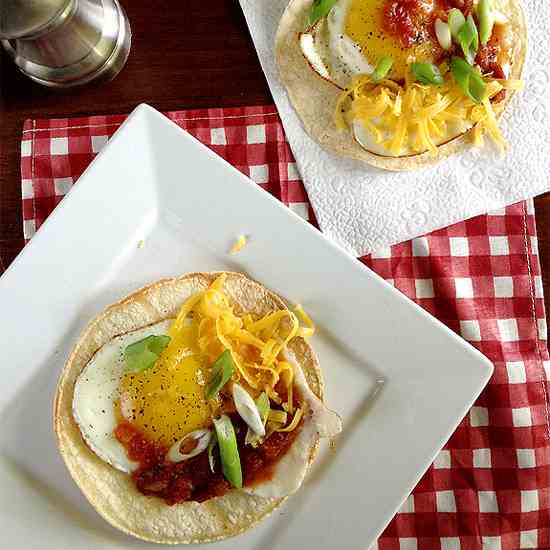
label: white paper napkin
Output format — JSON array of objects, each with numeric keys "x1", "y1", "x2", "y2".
[{"x1": 239, "y1": 0, "x2": 549, "y2": 256}]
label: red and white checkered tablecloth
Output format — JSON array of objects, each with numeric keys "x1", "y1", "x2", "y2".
[{"x1": 20, "y1": 105, "x2": 550, "y2": 549}]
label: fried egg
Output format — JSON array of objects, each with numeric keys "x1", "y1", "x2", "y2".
[
  {"x1": 73, "y1": 320, "x2": 210, "y2": 473},
  {"x1": 300, "y1": 0, "x2": 438, "y2": 88},
  {"x1": 73, "y1": 322, "x2": 341, "y2": 498}
]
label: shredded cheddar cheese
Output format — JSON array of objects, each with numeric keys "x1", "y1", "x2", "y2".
[
  {"x1": 268, "y1": 409, "x2": 288, "y2": 424},
  {"x1": 230, "y1": 235, "x2": 247, "y2": 254},
  {"x1": 295, "y1": 304, "x2": 315, "y2": 338},
  {"x1": 275, "y1": 408, "x2": 303, "y2": 432},
  {"x1": 165, "y1": 274, "x2": 314, "y2": 431},
  {"x1": 336, "y1": 70, "x2": 524, "y2": 156}
]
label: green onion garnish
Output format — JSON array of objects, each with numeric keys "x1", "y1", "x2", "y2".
[
  {"x1": 371, "y1": 57, "x2": 393, "y2": 82},
  {"x1": 213, "y1": 415, "x2": 242, "y2": 488},
  {"x1": 245, "y1": 392, "x2": 270, "y2": 447},
  {"x1": 435, "y1": 19, "x2": 452, "y2": 50},
  {"x1": 256, "y1": 391, "x2": 270, "y2": 426},
  {"x1": 411, "y1": 62, "x2": 444, "y2": 86},
  {"x1": 469, "y1": 71, "x2": 487, "y2": 103},
  {"x1": 448, "y1": 9, "x2": 466, "y2": 40},
  {"x1": 207, "y1": 433, "x2": 217, "y2": 473},
  {"x1": 457, "y1": 15, "x2": 479, "y2": 65},
  {"x1": 450, "y1": 56, "x2": 486, "y2": 104},
  {"x1": 477, "y1": 0, "x2": 494, "y2": 45},
  {"x1": 124, "y1": 335, "x2": 171, "y2": 373},
  {"x1": 307, "y1": 0, "x2": 338, "y2": 27},
  {"x1": 205, "y1": 350, "x2": 234, "y2": 400}
]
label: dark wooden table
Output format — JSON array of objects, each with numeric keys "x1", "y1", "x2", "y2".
[{"x1": 2, "y1": 0, "x2": 550, "y2": 329}]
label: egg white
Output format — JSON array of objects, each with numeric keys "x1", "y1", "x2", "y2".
[
  {"x1": 244, "y1": 350, "x2": 342, "y2": 498},
  {"x1": 301, "y1": 0, "x2": 373, "y2": 89},
  {"x1": 73, "y1": 320, "x2": 172, "y2": 474},
  {"x1": 352, "y1": 118, "x2": 475, "y2": 157}
]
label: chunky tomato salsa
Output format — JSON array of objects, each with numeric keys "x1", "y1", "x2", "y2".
[{"x1": 115, "y1": 414, "x2": 303, "y2": 505}]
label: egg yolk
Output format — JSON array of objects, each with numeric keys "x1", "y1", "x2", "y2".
[
  {"x1": 118, "y1": 350, "x2": 210, "y2": 448},
  {"x1": 344, "y1": 0, "x2": 438, "y2": 80}
]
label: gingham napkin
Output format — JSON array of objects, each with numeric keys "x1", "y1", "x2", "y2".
[{"x1": 20, "y1": 105, "x2": 550, "y2": 549}]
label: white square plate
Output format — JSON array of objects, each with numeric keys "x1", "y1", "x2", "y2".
[{"x1": 0, "y1": 104, "x2": 493, "y2": 550}]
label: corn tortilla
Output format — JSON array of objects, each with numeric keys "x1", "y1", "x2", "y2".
[
  {"x1": 54, "y1": 272, "x2": 323, "y2": 544},
  {"x1": 275, "y1": 0, "x2": 527, "y2": 171}
]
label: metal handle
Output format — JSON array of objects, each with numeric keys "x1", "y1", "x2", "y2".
[
  {"x1": 0, "y1": 0, "x2": 73, "y2": 40},
  {"x1": 1, "y1": 0, "x2": 131, "y2": 88}
]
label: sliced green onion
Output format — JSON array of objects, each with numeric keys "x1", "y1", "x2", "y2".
[
  {"x1": 207, "y1": 432, "x2": 217, "y2": 473},
  {"x1": 451, "y1": 56, "x2": 475, "y2": 99},
  {"x1": 232, "y1": 383, "x2": 265, "y2": 436},
  {"x1": 371, "y1": 56, "x2": 393, "y2": 82},
  {"x1": 124, "y1": 335, "x2": 171, "y2": 373},
  {"x1": 245, "y1": 392, "x2": 270, "y2": 447},
  {"x1": 477, "y1": 0, "x2": 494, "y2": 45},
  {"x1": 307, "y1": 0, "x2": 338, "y2": 27},
  {"x1": 448, "y1": 8, "x2": 466, "y2": 39},
  {"x1": 213, "y1": 415, "x2": 242, "y2": 488},
  {"x1": 256, "y1": 392, "x2": 270, "y2": 426},
  {"x1": 469, "y1": 71, "x2": 487, "y2": 103},
  {"x1": 451, "y1": 56, "x2": 486, "y2": 104},
  {"x1": 205, "y1": 350, "x2": 234, "y2": 400},
  {"x1": 435, "y1": 19, "x2": 452, "y2": 50},
  {"x1": 451, "y1": 55, "x2": 471, "y2": 85},
  {"x1": 457, "y1": 15, "x2": 479, "y2": 65},
  {"x1": 167, "y1": 429, "x2": 212, "y2": 463},
  {"x1": 469, "y1": 15, "x2": 479, "y2": 50},
  {"x1": 411, "y1": 63, "x2": 444, "y2": 86}
]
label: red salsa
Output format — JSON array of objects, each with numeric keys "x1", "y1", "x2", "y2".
[
  {"x1": 381, "y1": 0, "x2": 510, "y2": 102},
  {"x1": 382, "y1": 0, "x2": 428, "y2": 48},
  {"x1": 382, "y1": 0, "x2": 472, "y2": 49},
  {"x1": 115, "y1": 413, "x2": 302, "y2": 505}
]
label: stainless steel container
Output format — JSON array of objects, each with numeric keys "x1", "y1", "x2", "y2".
[{"x1": 0, "y1": 0, "x2": 131, "y2": 88}]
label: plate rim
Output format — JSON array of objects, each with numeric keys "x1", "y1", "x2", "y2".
[{"x1": 0, "y1": 102, "x2": 494, "y2": 549}]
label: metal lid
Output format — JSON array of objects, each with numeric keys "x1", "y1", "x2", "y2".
[{"x1": 0, "y1": 0, "x2": 72, "y2": 39}]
